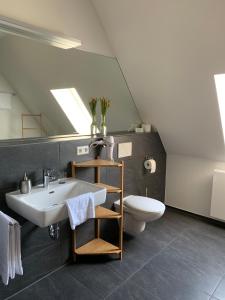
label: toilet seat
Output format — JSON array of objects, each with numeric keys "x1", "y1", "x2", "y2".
[{"x1": 124, "y1": 195, "x2": 165, "y2": 214}]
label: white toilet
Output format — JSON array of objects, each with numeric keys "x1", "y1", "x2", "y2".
[{"x1": 114, "y1": 195, "x2": 165, "y2": 235}]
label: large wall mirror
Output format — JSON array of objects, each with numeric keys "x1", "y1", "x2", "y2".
[{"x1": 0, "y1": 18, "x2": 141, "y2": 141}]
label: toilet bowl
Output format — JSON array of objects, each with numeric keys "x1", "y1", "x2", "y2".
[{"x1": 114, "y1": 195, "x2": 165, "y2": 235}]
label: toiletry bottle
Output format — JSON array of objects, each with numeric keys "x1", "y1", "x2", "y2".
[{"x1": 20, "y1": 172, "x2": 32, "y2": 194}]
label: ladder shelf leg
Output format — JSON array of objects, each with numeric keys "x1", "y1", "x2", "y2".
[
  {"x1": 95, "y1": 218, "x2": 100, "y2": 238},
  {"x1": 72, "y1": 229, "x2": 77, "y2": 262}
]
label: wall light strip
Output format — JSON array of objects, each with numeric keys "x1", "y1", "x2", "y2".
[{"x1": 0, "y1": 15, "x2": 81, "y2": 49}]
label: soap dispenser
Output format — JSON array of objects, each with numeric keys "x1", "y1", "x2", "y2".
[{"x1": 20, "y1": 172, "x2": 32, "y2": 194}]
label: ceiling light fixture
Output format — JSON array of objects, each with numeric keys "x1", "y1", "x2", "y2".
[{"x1": 0, "y1": 15, "x2": 81, "y2": 49}]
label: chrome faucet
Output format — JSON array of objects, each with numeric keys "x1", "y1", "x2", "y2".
[{"x1": 43, "y1": 169, "x2": 56, "y2": 188}]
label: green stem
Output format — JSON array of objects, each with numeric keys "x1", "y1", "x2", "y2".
[{"x1": 101, "y1": 114, "x2": 106, "y2": 125}]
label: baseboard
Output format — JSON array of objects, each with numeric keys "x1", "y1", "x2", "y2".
[{"x1": 166, "y1": 205, "x2": 225, "y2": 229}]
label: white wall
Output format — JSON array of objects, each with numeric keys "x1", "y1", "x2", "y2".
[
  {"x1": 92, "y1": 0, "x2": 225, "y2": 161},
  {"x1": 166, "y1": 154, "x2": 225, "y2": 217},
  {"x1": 0, "y1": 0, "x2": 113, "y2": 56}
]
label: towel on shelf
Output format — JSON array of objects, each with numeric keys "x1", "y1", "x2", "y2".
[
  {"x1": 66, "y1": 192, "x2": 95, "y2": 230},
  {"x1": 0, "y1": 211, "x2": 23, "y2": 285}
]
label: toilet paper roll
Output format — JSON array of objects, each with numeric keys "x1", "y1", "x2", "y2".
[{"x1": 144, "y1": 159, "x2": 156, "y2": 173}]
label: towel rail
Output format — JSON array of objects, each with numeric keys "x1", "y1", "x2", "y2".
[
  {"x1": 9, "y1": 223, "x2": 20, "y2": 227},
  {"x1": 0, "y1": 210, "x2": 21, "y2": 227}
]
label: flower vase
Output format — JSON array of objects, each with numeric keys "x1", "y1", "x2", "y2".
[
  {"x1": 90, "y1": 115, "x2": 98, "y2": 136},
  {"x1": 100, "y1": 114, "x2": 107, "y2": 137}
]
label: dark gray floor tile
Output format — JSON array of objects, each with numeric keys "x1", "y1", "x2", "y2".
[
  {"x1": 142, "y1": 208, "x2": 199, "y2": 244},
  {"x1": 108, "y1": 233, "x2": 166, "y2": 279},
  {"x1": 65, "y1": 260, "x2": 123, "y2": 298},
  {"x1": 190, "y1": 220, "x2": 225, "y2": 240},
  {"x1": 11, "y1": 267, "x2": 98, "y2": 300},
  {"x1": 106, "y1": 251, "x2": 145, "y2": 280},
  {"x1": 148, "y1": 246, "x2": 221, "y2": 295},
  {"x1": 21, "y1": 223, "x2": 61, "y2": 258},
  {"x1": 131, "y1": 262, "x2": 210, "y2": 300},
  {"x1": 163, "y1": 208, "x2": 202, "y2": 228},
  {"x1": 124, "y1": 231, "x2": 166, "y2": 259},
  {"x1": 213, "y1": 276, "x2": 225, "y2": 300},
  {"x1": 5, "y1": 209, "x2": 225, "y2": 300},
  {"x1": 106, "y1": 280, "x2": 159, "y2": 300},
  {"x1": 0, "y1": 244, "x2": 61, "y2": 300},
  {"x1": 169, "y1": 229, "x2": 225, "y2": 277},
  {"x1": 187, "y1": 225, "x2": 225, "y2": 249}
]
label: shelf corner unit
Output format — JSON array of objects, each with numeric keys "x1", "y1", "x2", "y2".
[{"x1": 71, "y1": 159, "x2": 124, "y2": 260}]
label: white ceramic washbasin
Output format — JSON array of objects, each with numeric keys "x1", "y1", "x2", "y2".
[{"x1": 6, "y1": 178, "x2": 107, "y2": 227}]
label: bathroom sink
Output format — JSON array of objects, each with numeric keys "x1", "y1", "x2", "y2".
[{"x1": 6, "y1": 178, "x2": 107, "y2": 227}]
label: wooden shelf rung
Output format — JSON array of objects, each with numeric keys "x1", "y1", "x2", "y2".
[
  {"x1": 74, "y1": 238, "x2": 121, "y2": 255},
  {"x1": 72, "y1": 159, "x2": 122, "y2": 168},
  {"x1": 95, "y1": 206, "x2": 121, "y2": 219},
  {"x1": 95, "y1": 183, "x2": 122, "y2": 193}
]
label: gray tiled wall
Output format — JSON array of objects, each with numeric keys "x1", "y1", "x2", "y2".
[{"x1": 0, "y1": 132, "x2": 166, "y2": 299}]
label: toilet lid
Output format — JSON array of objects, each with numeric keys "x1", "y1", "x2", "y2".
[{"x1": 124, "y1": 195, "x2": 165, "y2": 213}]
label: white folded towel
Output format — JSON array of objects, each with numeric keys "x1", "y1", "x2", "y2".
[
  {"x1": 66, "y1": 193, "x2": 95, "y2": 230},
  {"x1": 0, "y1": 211, "x2": 23, "y2": 285}
]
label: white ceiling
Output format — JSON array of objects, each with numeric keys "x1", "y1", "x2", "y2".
[{"x1": 92, "y1": 0, "x2": 225, "y2": 161}]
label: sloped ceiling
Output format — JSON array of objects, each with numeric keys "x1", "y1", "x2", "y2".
[{"x1": 92, "y1": 0, "x2": 225, "y2": 161}]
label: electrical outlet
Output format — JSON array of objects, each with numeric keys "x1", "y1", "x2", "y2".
[{"x1": 77, "y1": 145, "x2": 89, "y2": 156}]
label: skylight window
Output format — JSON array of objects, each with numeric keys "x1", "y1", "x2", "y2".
[
  {"x1": 50, "y1": 88, "x2": 92, "y2": 135},
  {"x1": 214, "y1": 74, "x2": 225, "y2": 142}
]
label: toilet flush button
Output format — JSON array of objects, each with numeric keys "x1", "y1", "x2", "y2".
[{"x1": 118, "y1": 142, "x2": 132, "y2": 158}]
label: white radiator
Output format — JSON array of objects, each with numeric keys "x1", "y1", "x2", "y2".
[{"x1": 210, "y1": 169, "x2": 225, "y2": 221}]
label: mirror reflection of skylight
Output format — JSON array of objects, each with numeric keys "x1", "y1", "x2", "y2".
[
  {"x1": 50, "y1": 88, "x2": 92, "y2": 135},
  {"x1": 214, "y1": 74, "x2": 225, "y2": 143}
]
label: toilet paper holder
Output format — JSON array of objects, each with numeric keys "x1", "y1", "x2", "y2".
[{"x1": 144, "y1": 156, "x2": 156, "y2": 173}]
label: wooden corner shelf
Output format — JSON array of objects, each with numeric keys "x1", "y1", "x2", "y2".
[
  {"x1": 71, "y1": 158, "x2": 124, "y2": 260},
  {"x1": 74, "y1": 238, "x2": 121, "y2": 255}
]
